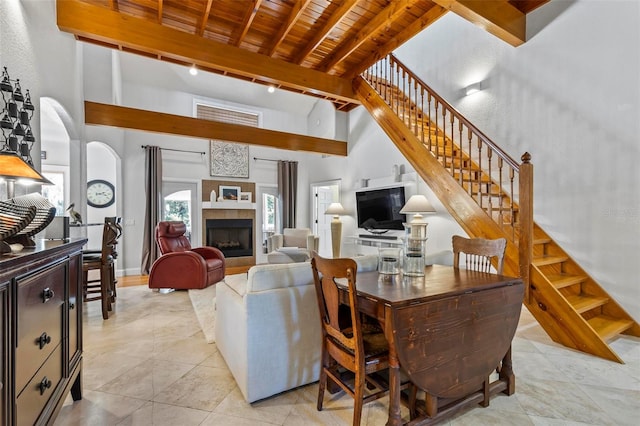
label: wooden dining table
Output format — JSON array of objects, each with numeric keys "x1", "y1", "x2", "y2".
[{"x1": 337, "y1": 264, "x2": 524, "y2": 425}]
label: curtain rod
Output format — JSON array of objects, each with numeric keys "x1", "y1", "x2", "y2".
[
  {"x1": 253, "y1": 157, "x2": 279, "y2": 162},
  {"x1": 141, "y1": 145, "x2": 205, "y2": 155}
]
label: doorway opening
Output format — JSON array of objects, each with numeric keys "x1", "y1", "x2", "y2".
[{"x1": 310, "y1": 179, "x2": 341, "y2": 257}]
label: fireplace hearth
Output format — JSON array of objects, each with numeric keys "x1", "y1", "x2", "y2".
[{"x1": 206, "y1": 219, "x2": 253, "y2": 258}]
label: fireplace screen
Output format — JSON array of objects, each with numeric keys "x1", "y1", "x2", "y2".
[{"x1": 206, "y1": 219, "x2": 253, "y2": 258}]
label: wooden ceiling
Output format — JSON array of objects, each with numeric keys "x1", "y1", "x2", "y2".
[{"x1": 57, "y1": 0, "x2": 549, "y2": 111}]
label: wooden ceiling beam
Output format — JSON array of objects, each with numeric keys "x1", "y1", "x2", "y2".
[
  {"x1": 84, "y1": 101, "x2": 348, "y2": 156},
  {"x1": 266, "y1": 0, "x2": 312, "y2": 57},
  {"x1": 344, "y1": 5, "x2": 448, "y2": 78},
  {"x1": 157, "y1": 0, "x2": 163, "y2": 24},
  {"x1": 196, "y1": 0, "x2": 214, "y2": 36},
  {"x1": 57, "y1": 0, "x2": 358, "y2": 104},
  {"x1": 320, "y1": 0, "x2": 416, "y2": 73},
  {"x1": 235, "y1": 0, "x2": 262, "y2": 46},
  {"x1": 293, "y1": 0, "x2": 359, "y2": 65},
  {"x1": 433, "y1": 0, "x2": 526, "y2": 46}
]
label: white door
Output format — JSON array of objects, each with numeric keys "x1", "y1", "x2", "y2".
[
  {"x1": 311, "y1": 180, "x2": 341, "y2": 257},
  {"x1": 162, "y1": 181, "x2": 199, "y2": 246}
]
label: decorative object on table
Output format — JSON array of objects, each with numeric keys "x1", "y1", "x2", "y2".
[
  {"x1": 378, "y1": 246, "x2": 401, "y2": 275},
  {"x1": 400, "y1": 195, "x2": 435, "y2": 276},
  {"x1": 210, "y1": 140, "x2": 249, "y2": 178},
  {"x1": 324, "y1": 202, "x2": 346, "y2": 258},
  {"x1": 2, "y1": 192, "x2": 56, "y2": 247},
  {"x1": 87, "y1": 179, "x2": 115, "y2": 208},
  {"x1": 209, "y1": 189, "x2": 216, "y2": 203},
  {"x1": 399, "y1": 194, "x2": 435, "y2": 239},
  {"x1": 403, "y1": 225, "x2": 427, "y2": 276},
  {"x1": 0, "y1": 201, "x2": 36, "y2": 253},
  {"x1": 219, "y1": 185, "x2": 241, "y2": 201},
  {"x1": 238, "y1": 191, "x2": 251, "y2": 203},
  {"x1": 66, "y1": 203, "x2": 83, "y2": 224}
]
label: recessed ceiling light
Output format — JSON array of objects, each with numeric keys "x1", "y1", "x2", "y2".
[
  {"x1": 267, "y1": 86, "x2": 275, "y2": 93},
  {"x1": 189, "y1": 65, "x2": 198, "y2": 76}
]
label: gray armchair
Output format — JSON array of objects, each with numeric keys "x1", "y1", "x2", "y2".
[{"x1": 267, "y1": 228, "x2": 319, "y2": 263}]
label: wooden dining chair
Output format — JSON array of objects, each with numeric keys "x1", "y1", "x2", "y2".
[
  {"x1": 310, "y1": 252, "x2": 390, "y2": 426},
  {"x1": 452, "y1": 235, "x2": 507, "y2": 274},
  {"x1": 82, "y1": 219, "x2": 119, "y2": 319}
]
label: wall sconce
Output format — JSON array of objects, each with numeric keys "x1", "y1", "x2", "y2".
[{"x1": 465, "y1": 81, "x2": 483, "y2": 96}]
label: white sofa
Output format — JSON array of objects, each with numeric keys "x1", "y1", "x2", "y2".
[{"x1": 215, "y1": 255, "x2": 378, "y2": 403}]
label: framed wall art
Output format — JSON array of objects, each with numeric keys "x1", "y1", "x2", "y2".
[
  {"x1": 219, "y1": 185, "x2": 241, "y2": 201},
  {"x1": 239, "y1": 191, "x2": 252, "y2": 203},
  {"x1": 210, "y1": 140, "x2": 249, "y2": 178}
]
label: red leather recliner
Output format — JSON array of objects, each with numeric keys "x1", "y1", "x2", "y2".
[{"x1": 149, "y1": 221, "x2": 225, "y2": 290}]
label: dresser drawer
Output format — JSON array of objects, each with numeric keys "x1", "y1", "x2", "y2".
[
  {"x1": 16, "y1": 344, "x2": 63, "y2": 426},
  {"x1": 16, "y1": 262, "x2": 65, "y2": 394}
]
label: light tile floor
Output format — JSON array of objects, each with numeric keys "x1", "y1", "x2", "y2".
[{"x1": 55, "y1": 285, "x2": 640, "y2": 426}]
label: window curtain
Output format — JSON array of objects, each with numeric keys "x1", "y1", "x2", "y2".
[
  {"x1": 140, "y1": 146, "x2": 162, "y2": 275},
  {"x1": 277, "y1": 160, "x2": 298, "y2": 230}
]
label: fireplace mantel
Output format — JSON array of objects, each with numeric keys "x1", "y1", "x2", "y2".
[{"x1": 202, "y1": 201, "x2": 256, "y2": 210}]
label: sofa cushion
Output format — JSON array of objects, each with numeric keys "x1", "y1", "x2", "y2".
[
  {"x1": 223, "y1": 273, "x2": 248, "y2": 297},
  {"x1": 282, "y1": 228, "x2": 311, "y2": 248},
  {"x1": 246, "y1": 261, "x2": 314, "y2": 293}
]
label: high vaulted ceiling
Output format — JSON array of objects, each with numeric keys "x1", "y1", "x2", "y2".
[{"x1": 57, "y1": 0, "x2": 549, "y2": 112}]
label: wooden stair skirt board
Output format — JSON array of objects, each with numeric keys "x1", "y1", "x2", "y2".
[{"x1": 354, "y1": 75, "x2": 640, "y2": 364}]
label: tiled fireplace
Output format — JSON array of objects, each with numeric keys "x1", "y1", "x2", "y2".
[
  {"x1": 206, "y1": 219, "x2": 253, "y2": 258},
  {"x1": 201, "y1": 179, "x2": 256, "y2": 268}
]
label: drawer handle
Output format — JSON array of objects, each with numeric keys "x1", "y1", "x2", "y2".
[
  {"x1": 42, "y1": 287, "x2": 55, "y2": 303},
  {"x1": 38, "y1": 332, "x2": 52, "y2": 349},
  {"x1": 39, "y1": 377, "x2": 52, "y2": 395}
]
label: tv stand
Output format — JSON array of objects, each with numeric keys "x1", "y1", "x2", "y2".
[{"x1": 358, "y1": 233, "x2": 398, "y2": 241}]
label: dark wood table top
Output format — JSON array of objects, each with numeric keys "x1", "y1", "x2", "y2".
[{"x1": 352, "y1": 264, "x2": 522, "y2": 308}]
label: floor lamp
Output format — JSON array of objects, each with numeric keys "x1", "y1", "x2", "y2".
[{"x1": 325, "y1": 202, "x2": 346, "y2": 258}]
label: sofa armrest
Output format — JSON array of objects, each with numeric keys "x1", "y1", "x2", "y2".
[
  {"x1": 267, "y1": 233, "x2": 283, "y2": 252},
  {"x1": 306, "y1": 234, "x2": 319, "y2": 252}
]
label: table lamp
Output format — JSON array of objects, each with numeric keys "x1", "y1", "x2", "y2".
[
  {"x1": 400, "y1": 194, "x2": 435, "y2": 239},
  {"x1": 0, "y1": 151, "x2": 52, "y2": 199},
  {"x1": 325, "y1": 202, "x2": 346, "y2": 258}
]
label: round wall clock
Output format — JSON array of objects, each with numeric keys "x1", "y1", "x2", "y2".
[{"x1": 87, "y1": 179, "x2": 115, "y2": 208}]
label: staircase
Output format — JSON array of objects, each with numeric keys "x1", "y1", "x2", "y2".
[{"x1": 356, "y1": 54, "x2": 639, "y2": 363}]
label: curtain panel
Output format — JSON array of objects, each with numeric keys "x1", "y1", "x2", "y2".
[
  {"x1": 141, "y1": 146, "x2": 162, "y2": 274},
  {"x1": 277, "y1": 160, "x2": 298, "y2": 230}
]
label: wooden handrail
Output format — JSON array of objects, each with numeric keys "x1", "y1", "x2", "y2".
[
  {"x1": 362, "y1": 54, "x2": 533, "y2": 290},
  {"x1": 388, "y1": 54, "x2": 519, "y2": 170}
]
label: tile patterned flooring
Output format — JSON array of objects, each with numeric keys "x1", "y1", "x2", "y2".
[{"x1": 55, "y1": 285, "x2": 640, "y2": 426}]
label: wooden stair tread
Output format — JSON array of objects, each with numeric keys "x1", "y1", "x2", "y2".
[
  {"x1": 546, "y1": 273, "x2": 587, "y2": 288},
  {"x1": 534, "y1": 238, "x2": 552, "y2": 245},
  {"x1": 588, "y1": 315, "x2": 634, "y2": 341},
  {"x1": 533, "y1": 255, "x2": 568, "y2": 266},
  {"x1": 564, "y1": 294, "x2": 609, "y2": 313}
]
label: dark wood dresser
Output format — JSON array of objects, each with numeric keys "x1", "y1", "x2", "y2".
[{"x1": 0, "y1": 238, "x2": 86, "y2": 425}]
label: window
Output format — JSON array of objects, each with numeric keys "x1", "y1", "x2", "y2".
[
  {"x1": 164, "y1": 190, "x2": 192, "y2": 240},
  {"x1": 42, "y1": 171, "x2": 65, "y2": 215}
]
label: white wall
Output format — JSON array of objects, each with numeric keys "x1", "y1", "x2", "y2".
[{"x1": 389, "y1": 0, "x2": 639, "y2": 318}]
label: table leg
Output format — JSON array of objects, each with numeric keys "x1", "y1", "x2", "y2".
[{"x1": 385, "y1": 308, "x2": 403, "y2": 426}]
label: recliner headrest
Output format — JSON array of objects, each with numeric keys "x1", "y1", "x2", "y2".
[{"x1": 157, "y1": 221, "x2": 187, "y2": 238}]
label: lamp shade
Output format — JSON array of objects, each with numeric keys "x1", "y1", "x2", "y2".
[
  {"x1": 0, "y1": 151, "x2": 52, "y2": 183},
  {"x1": 399, "y1": 195, "x2": 435, "y2": 215},
  {"x1": 325, "y1": 202, "x2": 346, "y2": 216}
]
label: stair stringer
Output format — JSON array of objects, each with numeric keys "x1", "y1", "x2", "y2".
[{"x1": 354, "y1": 76, "x2": 640, "y2": 363}]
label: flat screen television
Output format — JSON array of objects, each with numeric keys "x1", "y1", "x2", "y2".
[{"x1": 355, "y1": 186, "x2": 406, "y2": 231}]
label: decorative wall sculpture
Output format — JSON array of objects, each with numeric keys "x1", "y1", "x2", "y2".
[{"x1": 210, "y1": 140, "x2": 249, "y2": 178}]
